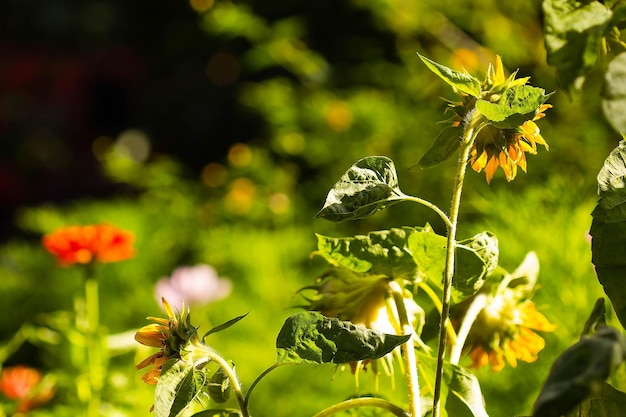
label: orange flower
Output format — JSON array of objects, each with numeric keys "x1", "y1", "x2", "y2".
[
  {"x1": 469, "y1": 104, "x2": 551, "y2": 184},
  {"x1": 0, "y1": 366, "x2": 55, "y2": 412},
  {"x1": 461, "y1": 296, "x2": 555, "y2": 371},
  {"x1": 42, "y1": 224, "x2": 135, "y2": 265},
  {"x1": 135, "y1": 298, "x2": 197, "y2": 384}
]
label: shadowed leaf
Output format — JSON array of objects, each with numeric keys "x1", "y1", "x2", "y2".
[{"x1": 418, "y1": 125, "x2": 463, "y2": 168}]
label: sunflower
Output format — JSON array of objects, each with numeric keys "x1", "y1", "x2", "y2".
[
  {"x1": 135, "y1": 298, "x2": 197, "y2": 384},
  {"x1": 455, "y1": 289, "x2": 556, "y2": 371},
  {"x1": 469, "y1": 103, "x2": 551, "y2": 184}
]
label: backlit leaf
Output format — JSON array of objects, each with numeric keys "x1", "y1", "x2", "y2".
[
  {"x1": 418, "y1": 125, "x2": 463, "y2": 168},
  {"x1": 602, "y1": 52, "x2": 626, "y2": 133},
  {"x1": 591, "y1": 140, "x2": 626, "y2": 326},
  {"x1": 417, "y1": 53, "x2": 481, "y2": 97},
  {"x1": 543, "y1": 0, "x2": 613, "y2": 93},
  {"x1": 315, "y1": 226, "x2": 420, "y2": 281},
  {"x1": 275, "y1": 311, "x2": 410, "y2": 365},
  {"x1": 316, "y1": 156, "x2": 405, "y2": 222},
  {"x1": 155, "y1": 359, "x2": 209, "y2": 417},
  {"x1": 475, "y1": 85, "x2": 549, "y2": 129}
]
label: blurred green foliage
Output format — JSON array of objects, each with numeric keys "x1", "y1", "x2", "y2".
[{"x1": 0, "y1": 0, "x2": 623, "y2": 416}]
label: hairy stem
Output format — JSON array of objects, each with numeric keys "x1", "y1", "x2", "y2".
[
  {"x1": 432, "y1": 112, "x2": 482, "y2": 417},
  {"x1": 313, "y1": 397, "x2": 409, "y2": 417},
  {"x1": 203, "y1": 348, "x2": 250, "y2": 417},
  {"x1": 388, "y1": 280, "x2": 420, "y2": 417}
]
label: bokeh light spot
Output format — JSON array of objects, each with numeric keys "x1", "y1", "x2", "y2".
[
  {"x1": 202, "y1": 162, "x2": 228, "y2": 188},
  {"x1": 279, "y1": 132, "x2": 305, "y2": 155},
  {"x1": 92, "y1": 136, "x2": 113, "y2": 160},
  {"x1": 225, "y1": 177, "x2": 256, "y2": 214},
  {"x1": 114, "y1": 129, "x2": 151, "y2": 163},
  {"x1": 189, "y1": 0, "x2": 214, "y2": 12},
  {"x1": 268, "y1": 193, "x2": 290, "y2": 214},
  {"x1": 228, "y1": 143, "x2": 252, "y2": 168},
  {"x1": 325, "y1": 100, "x2": 352, "y2": 132}
]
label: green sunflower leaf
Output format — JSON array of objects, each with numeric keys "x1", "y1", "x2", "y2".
[
  {"x1": 275, "y1": 311, "x2": 410, "y2": 365},
  {"x1": 407, "y1": 227, "x2": 498, "y2": 301},
  {"x1": 418, "y1": 125, "x2": 463, "y2": 168},
  {"x1": 416, "y1": 351, "x2": 489, "y2": 417},
  {"x1": 315, "y1": 156, "x2": 405, "y2": 222},
  {"x1": 315, "y1": 226, "x2": 421, "y2": 281},
  {"x1": 602, "y1": 52, "x2": 626, "y2": 133},
  {"x1": 591, "y1": 140, "x2": 626, "y2": 326},
  {"x1": 155, "y1": 359, "x2": 209, "y2": 417},
  {"x1": 475, "y1": 85, "x2": 548, "y2": 129},
  {"x1": 532, "y1": 326, "x2": 626, "y2": 417},
  {"x1": 543, "y1": 0, "x2": 613, "y2": 93},
  {"x1": 417, "y1": 53, "x2": 481, "y2": 97},
  {"x1": 190, "y1": 410, "x2": 241, "y2": 417}
]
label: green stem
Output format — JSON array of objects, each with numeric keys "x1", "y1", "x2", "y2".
[
  {"x1": 203, "y1": 348, "x2": 249, "y2": 417},
  {"x1": 417, "y1": 283, "x2": 457, "y2": 344},
  {"x1": 84, "y1": 267, "x2": 103, "y2": 417},
  {"x1": 313, "y1": 397, "x2": 409, "y2": 417},
  {"x1": 391, "y1": 195, "x2": 452, "y2": 230},
  {"x1": 449, "y1": 294, "x2": 488, "y2": 365},
  {"x1": 431, "y1": 112, "x2": 482, "y2": 417},
  {"x1": 388, "y1": 280, "x2": 420, "y2": 417},
  {"x1": 243, "y1": 363, "x2": 284, "y2": 409}
]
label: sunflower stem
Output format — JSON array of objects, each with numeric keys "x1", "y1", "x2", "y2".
[
  {"x1": 313, "y1": 397, "x2": 409, "y2": 417},
  {"x1": 388, "y1": 280, "x2": 420, "y2": 417},
  {"x1": 431, "y1": 109, "x2": 483, "y2": 417},
  {"x1": 202, "y1": 347, "x2": 250, "y2": 417}
]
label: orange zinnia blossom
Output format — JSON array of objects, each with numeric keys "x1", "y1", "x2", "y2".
[
  {"x1": 42, "y1": 224, "x2": 135, "y2": 265},
  {"x1": 0, "y1": 366, "x2": 55, "y2": 412}
]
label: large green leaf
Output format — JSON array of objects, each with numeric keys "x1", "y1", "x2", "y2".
[
  {"x1": 316, "y1": 156, "x2": 405, "y2": 222},
  {"x1": 407, "y1": 227, "x2": 498, "y2": 301},
  {"x1": 417, "y1": 351, "x2": 489, "y2": 417},
  {"x1": 275, "y1": 311, "x2": 410, "y2": 365},
  {"x1": 418, "y1": 125, "x2": 463, "y2": 168},
  {"x1": 532, "y1": 326, "x2": 626, "y2": 417},
  {"x1": 417, "y1": 53, "x2": 481, "y2": 97},
  {"x1": 155, "y1": 359, "x2": 209, "y2": 417},
  {"x1": 315, "y1": 226, "x2": 421, "y2": 281},
  {"x1": 575, "y1": 383, "x2": 626, "y2": 417},
  {"x1": 543, "y1": 0, "x2": 613, "y2": 93},
  {"x1": 590, "y1": 140, "x2": 626, "y2": 326},
  {"x1": 602, "y1": 52, "x2": 626, "y2": 133},
  {"x1": 475, "y1": 85, "x2": 550, "y2": 129}
]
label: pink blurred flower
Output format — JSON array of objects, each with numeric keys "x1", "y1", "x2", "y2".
[{"x1": 154, "y1": 264, "x2": 232, "y2": 310}]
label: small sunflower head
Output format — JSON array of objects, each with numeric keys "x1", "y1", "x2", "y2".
[
  {"x1": 452, "y1": 253, "x2": 556, "y2": 371},
  {"x1": 417, "y1": 53, "x2": 552, "y2": 183},
  {"x1": 135, "y1": 298, "x2": 199, "y2": 384}
]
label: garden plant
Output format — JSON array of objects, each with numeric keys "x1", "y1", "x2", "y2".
[{"x1": 4, "y1": 0, "x2": 626, "y2": 417}]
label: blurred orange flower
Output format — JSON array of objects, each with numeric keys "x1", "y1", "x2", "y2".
[
  {"x1": 0, "y1": 365, "x2": 55, "y2": 412},
  {"x1": 462, "y1": 297, "x2": 556, "y2": 371},
  {"x1": 42, "y1": 224, "x2": 135, "y2": 265}
]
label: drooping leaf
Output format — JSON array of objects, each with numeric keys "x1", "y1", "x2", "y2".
[
  {"x1": 416, "y1": 351, "x2": 489, "y2": 417},
  {"x1": 418, "y1": 125, "x2": 463, "y2": 168},
  {"x1": 208, "y1": 365, "x2": 232, "y2": 404},
  {"x1": 275, "y1": 311, "x2": 410, "y2": 365},
  {"x1": 190, "y1": 410, "x2": 241, "y2": 417},
  {"x1": 454, "y1": 232, "x2": 499, "y2": 298},
  {"x1": 532, "y1": 326, "x2": 626, "y2": 417},
  {"x1": 155, "y1": 359, "x2": 209, "y2": 417},
  {"x1": 315, "y1": 226, "x2": 420, "y2": 281},
  {"x1": 475, "y1": 85, "x2": 549, "y2": 129},
  {"x1": 543, "y1": 0, "x2": 613, "y2": 93},
  {"x1": 602, "y1": 52, "x2": 626, "y2": 133},
  {"x1": 316, "y1": 156, "x2": 405, "y2": 222},
  {"x1": 590, "y1": 140, "x2": 626, "y2": 326},
  {"x1": 417, "y1": 53, "x2": 481, "y2": 97},
  {"x1": 407, "y1": 227, "x2": 498, "y2": 301}
]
